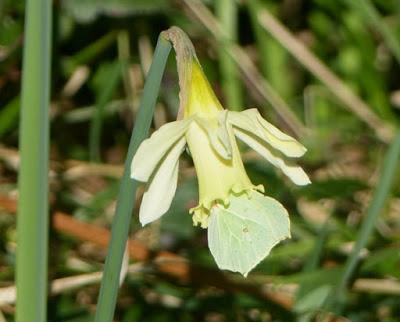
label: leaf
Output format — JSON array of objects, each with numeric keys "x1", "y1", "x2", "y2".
[
  {"x1": 207, "y1": 191, "x2": 290, "y2": 277},
  {"x1": 0, "y1": 97, "x2": 20, "y2": 137},
  {"x1": 294, "y1": 284, "x2": 332, "y2": 313}
]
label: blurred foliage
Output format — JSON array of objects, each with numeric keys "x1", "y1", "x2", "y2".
[{"x1": 1, "y1": 0, "x2": 400, "y2": 321}]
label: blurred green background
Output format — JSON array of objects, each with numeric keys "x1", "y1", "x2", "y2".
[{"x1": 1, "y1": 0, "x2": 400, "y2": 321}]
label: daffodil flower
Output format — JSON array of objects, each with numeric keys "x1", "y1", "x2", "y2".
[{"x1": 131, "y1": 27, "x2": 310, "y2": 229}]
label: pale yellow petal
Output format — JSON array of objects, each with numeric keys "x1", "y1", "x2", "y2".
[
  {"x1": 139, "y1": 138, "x2": 186, "y2": 226},
  {"x1": 228, "y1": 109, "x2": 306, "y2": 158},
  {"x1": 234, "y1": 128, "x2": 311, "y2": 186},
  {"x1": 131, "y1": 118, "x2": 191, "y2": 182},
  {"x1": 217, "y1": 111, "x2": 233, "y2": 156},
  {"x1": 195, "y1": 111, "x2": 232, "y2": 160}
]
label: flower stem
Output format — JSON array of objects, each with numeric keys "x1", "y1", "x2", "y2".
[{"x1": 94, "y1": 35, "x2": 171, "y2": 322}]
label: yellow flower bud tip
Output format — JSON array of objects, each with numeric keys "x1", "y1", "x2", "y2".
[
  {"x1": 130, "y1": 26, "x2": 310, "y2": 228},
  {"x1": 184, "y1": 61, "x2": 223, "y2": 118}
]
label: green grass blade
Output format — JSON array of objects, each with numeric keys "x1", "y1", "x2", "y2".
[
  {"x1": 0, "y1": 96, "x2": 20, "y2": 137},
  {"x1": 248, "y1": 0, "x2": 293, "y2": 99},
  {"x1": 325, "y1": 132, "x2": 400, "y2": 314},
  {"x1": 302, "y1": 221, "x2": 330, "y2": 273},
  {"x1": 215, "y1": 0, "x2": 242, "y2": 110},
  {"x1": 94, "y1": 35, "x2": 171, "y2": 322},
  {"x1": 63, "y1": 31, "x2": 118, "y2": 75},
  {"x1": 344, "y1": 0, "x2": 400, "y2": 65},
  {"x1": 16, "y1": 0, "x2": 52, "y2": 321},
  {"x1": 294, "y1": 221, "x2": 331, "y2": 320},
  {"x1": 89, "y1": 60, "x2": 121, "y2": 162}
]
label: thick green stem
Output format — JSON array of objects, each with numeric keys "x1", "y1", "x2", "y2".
[{"x1": 16, "y1": 0, "x2": 52, "y2": 321}]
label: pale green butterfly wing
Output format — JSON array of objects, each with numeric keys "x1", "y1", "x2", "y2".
[{"x1": 207, "y1": 191, "x2": 290, "y2": 277}]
